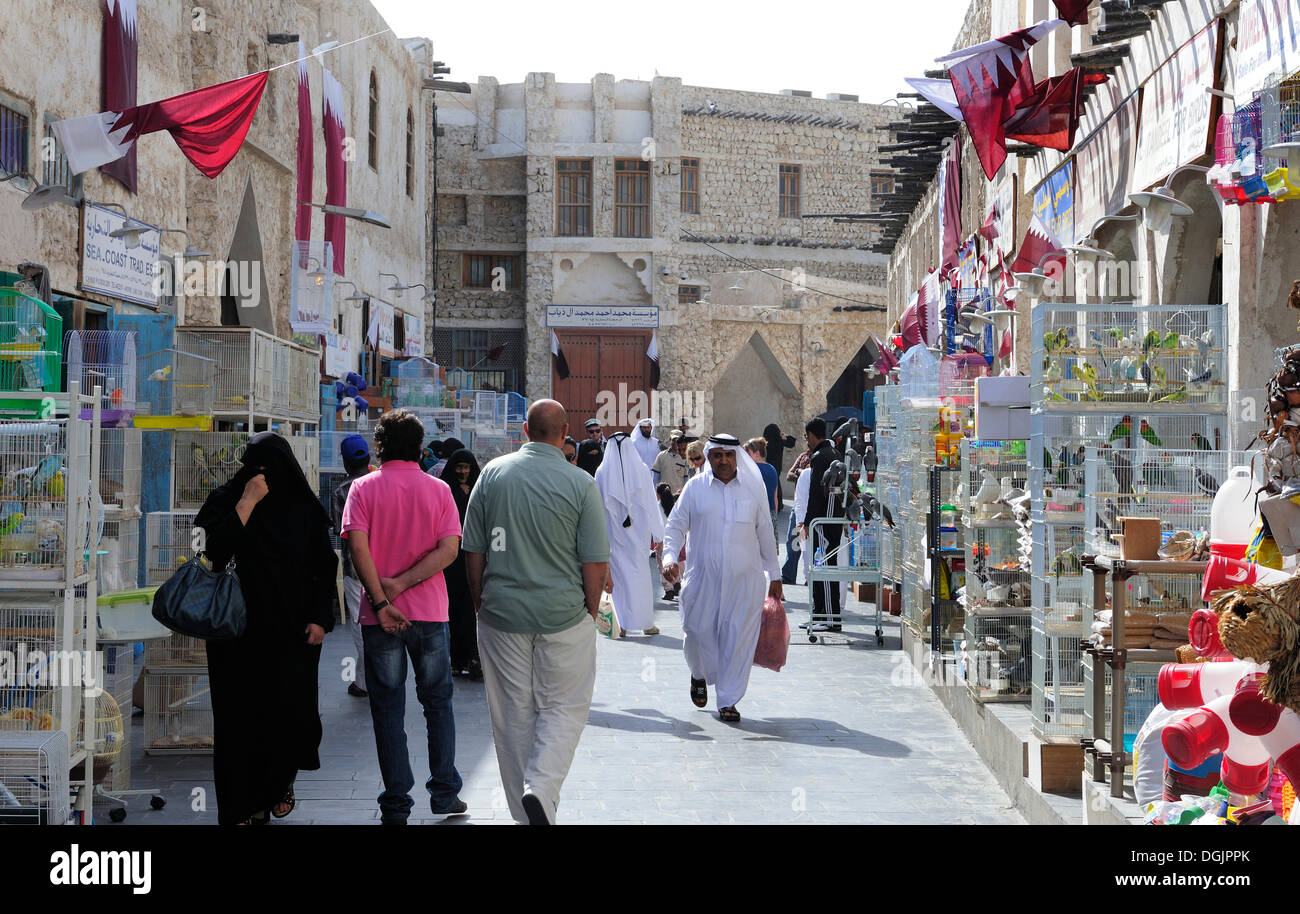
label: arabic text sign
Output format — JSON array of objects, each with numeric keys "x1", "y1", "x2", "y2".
[
  {"x1": 325, "y1": 332, "x2": 352, "y2": 378},
  {"x1": 403, "y1": 311, "x2": 424, "y2": 357},
  {"x1": 1075, "y1": 94, "x2": 1140, "y2": 242},
  {"x1": 81, "y1": 204, "x2": 161, "y2": 307},
  {"x1": 1237, "y1": 0, "x2": 1300, "y2": 101},
  {"x1": 1034, "y1": 159, "x2": 1074, "y2": 248},
  {"x1": 377, "y1": 300, "x2": 396, "y2": 356},
  {"x1": 1133, "y1": 21, "x2": 1220, "y2": 192},
  {"x1": 546, "y1": 305, "x2": 660, "y2": 328}
]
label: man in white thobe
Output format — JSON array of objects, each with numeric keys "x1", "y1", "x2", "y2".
[
  {"x1": 662, "y1": 434, "x2": 783, "y2": 723},
  {"x1": 632, "y1": 417, "x2": 661, "y2": 470},
  {"x1": 595, "y1": 432, "x2": 666, "y2": 636}
]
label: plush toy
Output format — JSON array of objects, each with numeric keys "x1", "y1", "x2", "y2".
[{"x1": 1211, "y1": 574, "x2": 1300, "y2": 715}]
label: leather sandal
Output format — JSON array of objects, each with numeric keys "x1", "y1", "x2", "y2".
[
  {"x1": 690, "y1": 678, "x2": 707, "y2": 708},
  {"x1": 718, "y1": 706, "x2": 741, "y2": 723},
  {"x1": 271, "y1": 787, "x2": 295, "y2": 819}
]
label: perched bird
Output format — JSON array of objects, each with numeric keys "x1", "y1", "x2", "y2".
[
  {"x1": 1093, "y1": 344, "x2": 1109, "y2": 368},
  {"x1": 1195, "y1": 328, "x2": 1215, "y2": 363},
  {"x1": 1162, "y1": 330, "x2": 1181, "y2": 351},
  {"x1": 1151, "y1": 388, "x2": 1187, "y2": 403},
  {"x1": 1141, "y1": 330, "x2": 1161, "y2": 359},
  {"x1": 973, "y1": 469, "x2": 1001, "y2": 504},
  {"x1": 1139, "y1": 419, "x2": 1162, "y2": 448},
  {"x1": 1109, "y1": 355, "x2": 1126, "y2": 381},
  {"x1": 1076, "y1": 361, "x2": 1098, "y2": 385},
  {"x1": 1046, "y1": 361, "x2": 1063, "y2": 383},
  {"x1": 1187, "y1": 362, "x2": 1215, "y2": 385},
  {"x1": 1195, "y1": 469, "x2": 1220, "y2": 497},
  {"x1": 1191, "y1": 432, "x2": 1212, "y2": 451},
  {"x1": 147, "y1": 365, "x2": 173, "y2": 382},
  {"x1": 1108, "y1": 416, "x2": 1133, "y2": 442},
  {"x1": 1140, "y1": 359, "x2": 1152, "y2": 390}
]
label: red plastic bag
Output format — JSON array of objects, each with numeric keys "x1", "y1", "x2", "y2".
[{"x1": 753, "y1": 595, "x2": 790, "y2": 672}]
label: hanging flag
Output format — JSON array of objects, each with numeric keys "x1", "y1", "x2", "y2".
[
  {"x1": 295, "y1": 41, "x2": 313, "y2": 257},
  {"x1": 937, "y1": 17, "x2": 1067, "y2": 180},
  {"x1": 978, "y1": 203, "x2": 1000, "y2": 243},
  {"x1": 939, "y1": 140, "x2": 963, "y2": 275},
  {"x1": 1009, "y1": 212, "x2": 1066, "y2": 275},
  {"x1": 52, "y1": 71, "x2": 268, "y2": 179},
  {"x1": 903, "y1": 77, "x2": 965, "y2": 123},
  {"x1": 1004, "y1": 69, "x2": 1108, "y2": 151},
  {"x1": 916, "y1": 270, "x2": 943, "y2": 347},
  {"x1": 873, "y1": 336, "x2": 899, "y2": 375},
  {"x1": 551, "y1": 331, "x2": 571, "y2": 381},
  {"x1": 322, "y1": 66, "x2": 347, "y2": 276},
  {"x1": 100, "y1": 0, "x2": 138, "y2": 192},
  {"x1": 646, "y1": 331, "x2": 660, "y2": 388},
  {"x1": 898, "y1": 292, "x2": 922, "y2": 351},
  {"x1": 1052, "y1": 0, "x2": 1093, "y2": 25}
]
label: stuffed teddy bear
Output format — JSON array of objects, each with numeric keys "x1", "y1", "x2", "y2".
[{"x1": 1212, "y1": 574, "x2": 1300, "y2": 715}]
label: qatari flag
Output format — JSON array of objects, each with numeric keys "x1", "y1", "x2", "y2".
[
  {"x1": 1053, "y1": 0, "x2": 1093, "y2": 25},
  {"x1": 1009, "y1": 212, "x2": 1066, "y2": 275},
  {"x1": 1004, "y1": 69, "x2": 1108, "y2": 151},
  {"x1": 322, "y1": 66, "x2": 347, "y2": 275},
  {"x1": 52, "y1": 71, "x2": 268, "y2": 179},
  {"x1": 938, "y1": 17, "x2": 1066, "y2": 180},
  {"x1": 939, "y1": 140, "x2": 962, "y2": 275},
  {"x1": 101, "y1": 0, "x2": 137, "y2": 191},
  {"x1": 295, "y1": 41, "x2": 313, "y2": 256}
]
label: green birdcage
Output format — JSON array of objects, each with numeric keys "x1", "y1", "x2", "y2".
[{"x1": 0, "y1": 288, "x2": 63, "y2": 418}]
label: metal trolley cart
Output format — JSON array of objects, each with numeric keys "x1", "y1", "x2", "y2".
[{"x1": 806, "y1": 517, "x2": 884, "y2": 644}]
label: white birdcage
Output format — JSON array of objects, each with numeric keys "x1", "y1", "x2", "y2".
[
  {"x1": 1261, "y1": 68, "x2": 1300, "y2": 172},
  {"x1": 64, "y1": 330, "x2": 137, "y2": 427},
  {"x1": 899, "y1": 345, "x2": 939, "y2": 404},
  {"x1": 392, "y1": 357, "x2": 445, "y2": 410},
  {"x1": 134, "y1": 348, "x2": 216, "y2": 428},
  {"x1": 97, "y1": 427, "x2": 142, "y2": 594},
  {"x1": 286, "y1": 433, "x2": 320, "y2": 495},
  {"x1": 319, "y1": 418, "x2": 375, "y2": 473},
  {"x1": 171, "y1": 431, "x2": 248, "y2": 510},
  {"x1": 0, "y1": 731, "x2": 70, "y2": 824},
  {"x1": 144, "y1": 633, "x2": 207, "y2": 668},
  {"x1": 289, "y1": 345, "x2": 320, "y2": 420},
  {"x1": 0, "y1": 417, "x2": 95, "y2": 577},
  {"x1": 177, "y1": 327, "x2": 319, "y2": 421},
  {"x1": 963, "y1": 610, "x2": 1032, "y2": 702},
  {"x1": 0, "y1": 600, "x2": 73, "y2": 738},
  {"x1": 143, "y1": 671, "x2": 213, "y2": 755},
  {"x1": 0, "y1": 289, "x2": 57, "y2": 397},
  {"x1": 145, "y1": 510, "x2": 198, "y2": 586}
]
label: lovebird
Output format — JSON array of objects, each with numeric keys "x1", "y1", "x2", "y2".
[
  {"x1": 1139, "y1": 419, "x2": 1162, "y2": 448},
  {"x1": 1191, "y1": 432, "x2": 1212, "y2": 451},
  {"x1": 147, "y1": 365, "x2": 172, "y2": 382},
  {"x1": 1108, "y1": 416, "x2": 1133, "y2": 442}
]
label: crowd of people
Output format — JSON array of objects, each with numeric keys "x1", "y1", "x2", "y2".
[{"x1": 196, "y1": 402, "x2": 853, "y2": 825}]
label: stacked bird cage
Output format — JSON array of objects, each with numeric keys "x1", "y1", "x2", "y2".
[
  {"x1": 170, "y1": 431, "x2": 248, "y2": 510},
  {"x1": 133, "y1": 348, "x2": 216, "y2": 430},
  {"x1": 0, "y1": 731, "x2": 70, "y2": 824},
  {"x1": 285, "y1": 432, "x2": 321, "y2": 495},
  {"x1": 960, "y1": 438, "x2": 1032, "y2": 701},
  {"x1": 1028, "y1": 301, "x2": 1228, "y2": 743},
  {"x1": 391, "y1": 357, "x2": 445, "y2": 409},
  {"x1": 176, "y1": 327, "x2": 319, "y2": 422},
  {"x1": 0, "y1": 416, "x2": 95, "y2": 579},
  {"x1": 1260, "y1": 66, "x2": 1300, "y2": 189},
  {"x1": 142, "y1": 670, "x2": 213, "y2": 755},
  {"x1": 0, "y1": 288, "x2": 61, "y2": 418},
  {"x1": 64, "y1": 329, "x2": 137, "y2": 427},
  {"x1": 873, "y1": 385, "x2": 901, "y2": 588},
  {"x1": 0, "y1": 600, "x2": 72, "y2": 738},
  {"x1": 97, "y1": 428, "x2": 142, "y2": 595},
  {"x1": 144, "y1": 510, "x2": 198, "y2": 586},
  {"x1": 898, "y1": 393, "x2": 940, "y2": 639},
  {"x1": 288, "y1": 344, "x2": 320, "y2": 420},
  {"x1": 1082, "y1": 656, "x2": 1164, "y2": 774}
]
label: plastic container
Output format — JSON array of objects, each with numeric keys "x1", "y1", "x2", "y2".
[
  {"x1": 1158, "y1": 660, "x2": 1265, "y2": 710},
  {"x1": 1201, "y1": 554, "x2": 1292, "y2": 603},
  {"x1": 1210, "y1": 466, "x2": 1259, "y2": 560},
  {"x1": 939, "y1": 504, "x2": 957, "y2": 527},
  {"x1": 96, "y1": 586, "x2": 167, "y2": 643},
  {"x1": 1162, "y1": 691, "x2": 1273, "y2": 795}
]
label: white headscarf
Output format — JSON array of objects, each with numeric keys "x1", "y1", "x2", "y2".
[
  {"x1": 632, "y1": 417, "x2": 660, "y2": 468},
  {"x1": 703, "y1": 434, "x2": 768, "y2": 508},
  {"x1": 595, "y1": 432, "x2": 666, "y2": 537}
]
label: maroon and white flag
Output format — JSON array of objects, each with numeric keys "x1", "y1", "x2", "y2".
[
  {"x1": 322, "y1": 66, "x2": 347, "y2": 276},
  {"x1": 938, "y1": 17, "x2": 1066, "y2": 180},
  {"x1": 1004, "y1": 68, "x2": 1107, "y2": 151},
  {"x1": 295, "y1": 41, "x2": 314, "y2": 255},
  {"x1": 938, "y1": 140, "x2": 962, "y2": 275},
  {"x1": 52, "y1": 71, "x2": 268, "y2": 179},
  {"x1": 100, "y1": 0, "x2": 138, "y2": 191},
  {"x1": 1053, "y1": 0, "x2": 1093, "y2": 25},
  {"x1": 1009, "y1": 212, "x2": 1066, "y2": 275},
  {"x1": 916, "y1": 269, "x2": 943, "y2": 347}
]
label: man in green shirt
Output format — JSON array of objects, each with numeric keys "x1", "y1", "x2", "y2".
[{"x1": 463, "y1": 399, "x2": 610, "y2": 825}]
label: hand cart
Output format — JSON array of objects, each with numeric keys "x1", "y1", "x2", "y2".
[{"x1": 805, "y1": 516, "x2": 885, "y2": 645}]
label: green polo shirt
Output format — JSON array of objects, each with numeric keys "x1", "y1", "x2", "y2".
[{"x1": 462, "y1": 441, "x2": 610, "y2": 634}]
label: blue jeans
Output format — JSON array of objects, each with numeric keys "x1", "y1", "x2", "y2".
[
  {"x1": 781, "y1": 510, "x2": 801, "y2": 583},
  {"x1": 363, "y1": 621, "x2": 463, "y2": 822}
]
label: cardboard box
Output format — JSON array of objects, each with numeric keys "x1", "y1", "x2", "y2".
[
  {"x1": 975, "y1": 404, "x2": 1030, "y2": 440},
  {"x1": 851, "y1": 580, "x2": 878, "y2": 603},
  {"x1": 976, "y1": 375, "x2": 1031, "y2": 407}
]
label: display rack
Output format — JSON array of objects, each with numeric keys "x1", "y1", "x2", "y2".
[
  {"x1": 805, "y1": 514, "x2": 885, "y2": 645},
  {"x1": 174, "y1": 327, "x2": 320, "y2": 425},
  {"x1": 928, "y1": 465, "x2": 964, "y2": 659}
]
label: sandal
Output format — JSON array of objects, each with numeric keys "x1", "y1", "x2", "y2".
[
  {"x1": 690, "y1": 678, "x2": 707, "y2": 708},
  {"x1": 718, "y1": 706, "x2": 741, "y2": 723},
  {"x1": 271, "y1": 787, "x2": 296, "y2": 819}
]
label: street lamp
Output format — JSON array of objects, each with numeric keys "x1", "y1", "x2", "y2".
[
  {"x1": 1129, "y1": 165, "x2": 1209, "y2": 232},
  {"x1": 298, "y1": 200, "x2": 391, "y2": 229},
  {"x1": 1012, "y1": 250, "x2": 1065, "y2": 298},
  {"x1": 335, "y1": 280, "x2": 368, "y2": 308}
]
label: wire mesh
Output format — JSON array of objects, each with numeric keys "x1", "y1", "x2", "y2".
[
  {"x1": 0, "y1": 417, "x2": 93, "y2": 575},
  {"x1": 135, "y1": 349, "x2": 216, "y2": 422},
  {"x1": 64, "y1": 330, "x2": 136, "y2": 426},
  {"x1": 289, "y1": 346, "x2": 320, "y2": 419},
  {"x1": 963, "y1": 609, "x2": 1032, "y2": 702},
  {"x1": 143, "y1": 671, "x2": 212, "y2": 754},
  {"x1": 1083, "y1": 659, "x2": 1164, "y2": 763},
  {"x1": 0, "y1": 731, "x2": 69, "y2": 824},
  {"x1": 0, "y1": 600, "x2": 69, "y2": 737},
  {"x1": 145, "y1": 510, "x2": 198, "y2": 586},
  {"x1": 1261, "y1": 68, "x2": 1300, "y2": 155},
  {"x1": 171, "y1": 431, "x2": 246, "y2": 510},
  {"x1": 144, "y1": 633, "x2": 208, "y2": 668},
  {"x1": 286, "y1": 433, "x2": 320, "y2": 495},
  {"x1": 1031, "y1": 304, "x2": 1227, "y2": 412}
]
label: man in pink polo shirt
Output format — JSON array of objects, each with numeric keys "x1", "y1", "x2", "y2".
[{"x1": 341, "y1": 408, "x2": 466, "y2": 824}]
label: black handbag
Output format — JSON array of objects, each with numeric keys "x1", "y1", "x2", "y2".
[{"x1": 151, "y1": 553, "x2": 248, "y2": 641}]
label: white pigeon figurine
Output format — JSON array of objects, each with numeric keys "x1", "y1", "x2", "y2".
[{"x1": 974, "y1": 469, "x2": 1000, "y2": 504}]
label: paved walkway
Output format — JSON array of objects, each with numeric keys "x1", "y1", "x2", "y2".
[{"x1": 113, "y1": 531, "x2": 1023, "y2": 825}]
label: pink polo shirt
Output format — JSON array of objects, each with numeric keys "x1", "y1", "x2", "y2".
[{"x1": 340, "y1": 460, "x2": 462, "y2": 624}]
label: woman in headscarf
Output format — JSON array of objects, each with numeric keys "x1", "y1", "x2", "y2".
[
  {"x1": 194, "y1": 432, "x2": 338, "y2": 825},
  {"x1": 428, "y1": 437, "x2": 464, "y2": 479},
  {"x1": 439, "y1": 448, "x2": 482, "y2": 680}
]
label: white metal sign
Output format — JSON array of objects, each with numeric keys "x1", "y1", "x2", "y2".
[
  {"x1": 1132, "y1": 21, "x2": 1221, "y2": 192},
  {"x1": 545, "y1": 305, "x2": 659, "y2": 328},
  {"x1": 1237, "y1": 0, "x2": 1300, "y2": 101},
  {"x1": 80, "y1": 204, "x2": 161, "y2": 307}
]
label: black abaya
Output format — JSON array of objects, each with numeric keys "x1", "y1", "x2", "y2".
[
  {"x1": 440, "y1": 449, "x2": 480, "y2": 670},
  {"x1": 194, "y1": 432, "x2": 338, "y2": 825}
]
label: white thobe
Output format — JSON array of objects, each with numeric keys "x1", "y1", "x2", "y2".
[
  {"x1": 604, "y1": 495, "x2": 665, "y2": 631},
  {"x1": 632, "y1": 433, "x2": 660, "y2": 470},
  {"x1": 663, "y1": 472, "x2": 781, "y2": 708}
]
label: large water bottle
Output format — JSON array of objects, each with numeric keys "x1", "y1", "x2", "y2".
[{"x1": 1210, "y1": 466, "x2": 1260, "y2": 561}]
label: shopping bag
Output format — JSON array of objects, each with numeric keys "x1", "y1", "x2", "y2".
[
  {"x1": 595, "y1": 592, "x2": 622, "y2": 639},
  {"x1": 753, "y1": 595, "x2": 790, "y2": 672}
]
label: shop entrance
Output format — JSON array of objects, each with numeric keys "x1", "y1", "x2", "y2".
[{"x1": 551, "y1": 328, "x2": 652, "y2": 434}]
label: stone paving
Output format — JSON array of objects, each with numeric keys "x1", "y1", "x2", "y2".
[{"x1": 112, "y1": 527, "x2": 1024, "y2": 825}]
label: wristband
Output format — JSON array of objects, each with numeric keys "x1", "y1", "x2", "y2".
[{"x1": 372, "y1": 599, "x2": 391, "y2": 614}]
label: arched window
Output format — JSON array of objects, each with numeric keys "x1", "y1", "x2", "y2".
[
  {"x1": 368, "y1": 70, "x2": 379, "y2": 169},
  {"x1": 405, "y1": 107, "x2": 414, "y2": 197}
]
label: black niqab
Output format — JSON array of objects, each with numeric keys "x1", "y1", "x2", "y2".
[{"x1": 439, "y1": 448, "x2": 481, "y2": 519}]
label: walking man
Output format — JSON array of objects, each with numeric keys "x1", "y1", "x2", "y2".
[
  {"x1": 662, "y1": 434, "x2": 782, "y2": 723},
  {"x1": 595, "y1": 431, "x2": 665, "y2": 637},
  {"x1": 341, "y1": 409, "x2": 467, "y2": 824},
  {"x1": 330, "y1": 433, "x2": 373, "y2": 697},
  {"x1": 632, "y1": 417, "x2": 661, "y2": 470},
  {"x1": 463, "y1": 399, "x2": 610, "y2": 824}
]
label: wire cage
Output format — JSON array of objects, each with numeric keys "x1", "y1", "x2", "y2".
[
  {"x1": 92, "y1": 643, "x2": 133, "y2": 812},
  {"x1": 0, "y1": 417, "x2": 95, "y2": 577},
  {"x1": 391, "y1": 357, "x2": 446, "y2": 409},
  {"x1": 0, "y1": 731, "x2": 70, "y2": 824},
  {"x1": 1030, "y1": 303, "x2": 1227, "y2": 412},
  {"x1": 145, "y1": 510, "x2": 198, "y2": 586},
  {"x1": 319, "y1": 420, "x2": 375, "y2": 474},
  {"x1": 176, "y1": 327, "x2": 319, "y2": 421},
  {"x1": 1083, "y1": 657, "x2": 1164, "y2": 769},
  {"x1": 961, "y1": 437, "x2": 1027, "y2": 523},
  {"x1": 65, "y1": 330, "x2": 137, "y2": 427},
  {"x1": 286, "y1": 433, "x2": 320, "y2": 495},
  {"x1": 289, "y1": 345, "x2": 320, "y2": 420},
  {"x1": 0, "y1": 289, "x2": 61, "y2": 410},
  {"x1": 1031, "y1": 613, "x2": 1089, "y2": 743},
  {"x1": 320, "y1": 470, "x2": 348, "y2": 550},
  {"x1": 144, "y1": 632, "x2": 208, "y2": 668},
  {"x1": 98, "y1": 514, "x2": 139, "y2": 595},
  {"x1": 143, "y1": 671, "x2": 212, "y2": 755},
  {"x1": 504, "y1": 391, "x2": 526, "y2": 425},
  {"x1": 409, "y1": 407, "x2": 461, "y2": 443},
  {"x1": 963, "y1": 610, "x2": 1032, "y2": 702},
  {"x1": 900, "y1": 345, "x2": 939, "y2": 403},
  {"x1": 171, "y1": 431, "x2": 248, "y2": 510},
  {"x1": 134, "y1": 348, "x2": 216, "y2": 429},
  {"x1": 1261, "y1": 67, "x2": 1300, "y2": 158},
  {"x1": 0, "y1": 600, "x2": 73, "y2": 739}
]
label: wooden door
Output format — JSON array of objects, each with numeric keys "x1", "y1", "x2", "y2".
[{"x1": 552, "y1": 329, "x2": 651, "y2": 435}]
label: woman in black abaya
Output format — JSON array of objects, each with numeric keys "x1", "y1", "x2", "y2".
[
  {"x1": 195, "y1": 432, "x2": 338, "y2": 825},
  {"x1": 439, "y1": 448, "x2": 482, "y2": 680}
]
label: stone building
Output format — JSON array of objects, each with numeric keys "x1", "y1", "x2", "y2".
[
  {"x1": 431, "y1": 73, "x2": 894, "y2": 435},
  {"x1": 0, "y1": 0, "x2": 430, "y2": 381}
]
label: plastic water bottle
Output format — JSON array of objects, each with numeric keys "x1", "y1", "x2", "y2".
[
  {"x1": 1210, "y1": 466, "x2": 1260, "y2": 561},
  {"x1": 814, "y1": 545, "x2": 825, "y2": 568}
]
